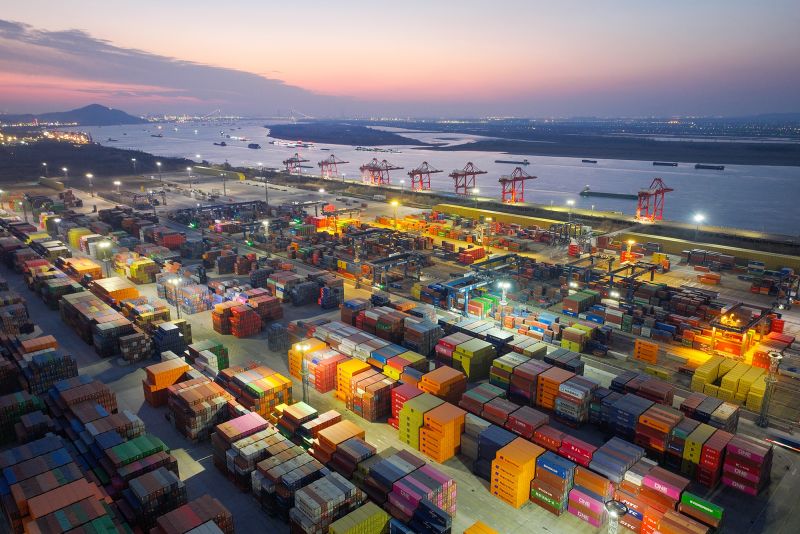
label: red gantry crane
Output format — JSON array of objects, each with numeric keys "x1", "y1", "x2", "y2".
[
  {"x1": 636, "y1": 178, "x2": 673, "y2": 222},
  {"x1": 499, "y1": 167, "x2": 536, "y2": 203},
  {"x1": 318, "y1": 155, "x2": 349, "y2": 179},
  {"x1": 449, "y1": 162, "x2": 487, "y2": 196},
  {"x1": 359, "y1": 158, "x2": 403, "y2": 185},
  {"x1": 407, "y1": 161, "x2": 442, "y2": 192},
  {"x1": 283, "y1": 153, "x2": 309, "y2": 175}
]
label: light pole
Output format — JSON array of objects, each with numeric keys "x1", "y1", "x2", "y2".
[
  {"x1": 220, "y1": 173, "x2": 226, "y2": 196},
  {"x1": 170, "y1": 278, "x2": 183, "y2": 319},
  {"x1": 18, "y1": 201, "x2": 28, "y2": 222},
  {"x1": 131, "y1": 158, "x2": 137, "y2": 174},
  {"x1": 486, "y1": 217, "x2": 493, "y2": 238},
  {"x1": 41, "y1": 162, "x2": 48, "y2": 177},
  {"x1": 316, "y1": 188, "x2": 326, "y2": 217},
  {"x1": 693, "y1": 213, "x2": 705, "y2": 241},
  {"x1": 567, "y1": 199, "x2": 575, "y2": 223},
  {"x1": 342, "y1": 172, "x2": 346, "y2": 184},
  {"x1": 756, "y1": 352, "x2": 783, "y2": 428},
  {"x1": 61, "y1": 167, "x2": 68, "y2": 180},
  {"x1": 498, "y1": 281, "x2": 510, "y2": 330},
  {"x1": 156, "y1": 161, "x2": 162, "y2": 186},
  {"x1": 400, "y1": 179, "x2": 405, "y2": 199},
  {"x1": 113, "y1": 180, "x2": 121, "y2": 194},
  {"x1": 86, "y1": 173, "x2": 94, "y2": 197},
  {"x1": 97, "y1": 241, "x2": 111, "y2": 277},
  {"x1": 186, "y1": 166, "x2": 192, "y2": 182},
  {"x1": 298, "y1": 343, "x2": 310, "y2": 403},
  {"x1": 391, "y1": 200, "x2": 399, "y2": 228},
  {"x1": 605, "y1": 500, "x2": 628, "y2": 534},
  {"x1": 472, "y1": 187, "x2": 480, "y2": 208}
]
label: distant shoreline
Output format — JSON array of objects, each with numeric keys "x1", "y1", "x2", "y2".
[
  {"x1": 267, "y1": 122, "x2": 800, "y2": 167},
  {"x1": 424, "y1": 138, "x2": 800, "y2": 167}
]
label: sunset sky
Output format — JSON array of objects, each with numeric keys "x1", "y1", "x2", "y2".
[{"x1": 1, "y1": 0, "x2": 799, "y2": 117}]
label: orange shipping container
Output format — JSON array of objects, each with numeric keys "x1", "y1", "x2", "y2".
[{"x1": 26, "y1": 479, "x2": 105, "y2": 519}]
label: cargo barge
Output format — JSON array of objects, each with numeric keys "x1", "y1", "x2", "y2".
[
  {"x1": 653, "y1": 161, "x2": 678, "y2": 167},
  {"x1": 695, "y1": 163, "x2": 725, "y2": 170},
  {"x1": 581, "y1": 159, "x2": 598, "y2": 164},
  {"x1": 495, "y1": 159, "x2": 530, "y2": 165},
  {"x1": 579, "y1": 186, "x2": 637, "y2": 200}
]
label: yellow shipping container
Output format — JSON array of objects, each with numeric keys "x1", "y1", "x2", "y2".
[
  {"x1": 746, "y1": 391, "x2": 764, "y2": 411},
  {"x1": 719, "y1": 358, "x2": 738, "y2": 375},
  {"x1": 383, "y1": 365, "x2": 401, "y2": 381},
  {"x1": 398, "y1": 393, "x2": 443, "y2": 449},
  {"x1": 737, "y1": 367, "x2": 765, "y2": 394},
  {"x1": 465, "y1": 522, "x2": 500, "y2": 534},
  {"x1": 329, "y1": 503, "x2": 390, "y2": 534},
  {"x1": 717, "y1": 388, "x2": 735, "y2": 402},
  {"x1": 683, "y1": 424, "x2": 716, "y2": 463}
]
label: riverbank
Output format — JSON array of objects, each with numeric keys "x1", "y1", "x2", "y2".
[
  {"x1": 265, "y1": 122, "x2": 432, "y2": 147},
  {"x1": 0, "y1": 141, "x2": 194, "y2": 183}
]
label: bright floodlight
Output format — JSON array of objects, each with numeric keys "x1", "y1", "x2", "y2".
[
  {"x1": 156, "y1": 161, "x2": 161, "y2": 167},
  {"x1": 627, "y1": 239, "x2": 635, "y2": 245},
  {"x1": 318, "y1": 188, "x2": 325, "y2": 193},
  {"x1": 566, "y1": 199, "x2": 575, "y2": 206},
  {"x1": 86, "y1": 173, "x2": 93, "y2": 179},
  {"x1": 98, "y1": 241, "x2": 110, "y2": 248},
  {"x1": 113, "y1": 180, "x2": 121, "y2": 186},
  {"x1": 694, "y1": 213, "x2": 705, "y2": 223},
  {"x1": 61, "y1": 167, "x2": 68, "y2": 172},
  {"x1": 497, "y1": 281, "x2": 510, "y2": 289},
  {"x1": 569, "y1": 281, "x2": 578, "y2": 288},
  {"x1": 390, "y1": 200, "x2": 399, "y2": 206},
  {"x1": 186, "y1": 167, "x2": 192, "y2": 171},
  {"x1": 610, "y1": 290, "x2": 620, "y2": 298},
  {"x1": 472, "y1": 188, "x2": 480, "y2": 194}
]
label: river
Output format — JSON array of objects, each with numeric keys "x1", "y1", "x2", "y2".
[{"x1": 76, "y1": 120, "x2": 800, "y2": 235}]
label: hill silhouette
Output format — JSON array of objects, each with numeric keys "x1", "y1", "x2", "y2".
[{"x1": 1, "y1": 104, "x2": 147, "y2": 126}]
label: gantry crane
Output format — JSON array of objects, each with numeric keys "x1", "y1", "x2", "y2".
[
  {"x1": 499, "y1": 167, "x2": 537, "y2": 203},
  {"x1": 318, "y1": 155, "x2": 348, "y2": 179},
  {"x1": 636, "y1": 178, "x2": 673, "y2": 222},
  {"x1": 407, "y1": 161, "x2": 442, "y2": 192},
  {"x1": 359, "y1": 158, "x2": 403, "y2": 185},
  {"x1": 449, "y1": 162, "x2": 487, "y2": 196},
  {"x1": 283, "y1": 153, "x2": 310, "y2": 175}
]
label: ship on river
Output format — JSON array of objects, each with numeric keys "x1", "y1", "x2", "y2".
[
  {"x1": 579, "y1": 186, "x2": 637, "y2": 200},
  {"x1": 495, "y1": 158, "x2": 530, "y2": 165}
]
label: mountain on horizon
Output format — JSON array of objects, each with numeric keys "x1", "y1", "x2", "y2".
[{"x1": 0, "y1": 104, "x2": 147, "y2": 126}]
